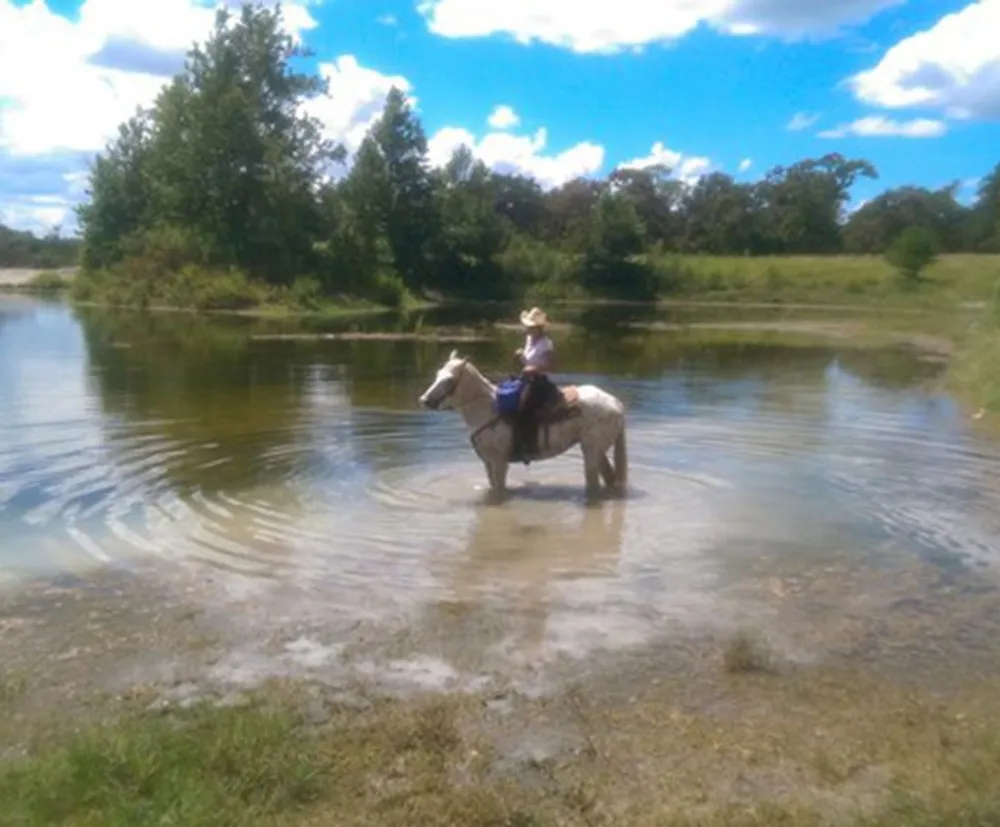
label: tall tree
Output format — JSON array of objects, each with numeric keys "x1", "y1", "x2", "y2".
[
  {"x1": 755, "y1": 153, "x2": 878, "y2": 253},
  {"x1": 579, "y1": 191, "x2": 655, "y2": 300},
  {"x1": 367, "y1": 86, "x2": 440, "y2": 292},
  {"x1": 79, "y1": 3, "x2": 341, "y2": 283}
]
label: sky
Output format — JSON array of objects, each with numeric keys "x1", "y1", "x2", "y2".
[{"x1": 1, "y1": 0, "x2": 999, "y2": 235}]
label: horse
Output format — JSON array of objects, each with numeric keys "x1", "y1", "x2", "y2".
[{"x1": 418, "y1": 350, "x2": 628, "y2": 498}]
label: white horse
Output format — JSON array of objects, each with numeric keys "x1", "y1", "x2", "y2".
[{"x1": 418, "y1": 350, "x2": 628, "y2": 497}]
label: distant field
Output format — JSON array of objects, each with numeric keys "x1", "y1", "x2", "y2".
[{"x1": 647, "y1": 253, "x2": 1000, "y2": 308}]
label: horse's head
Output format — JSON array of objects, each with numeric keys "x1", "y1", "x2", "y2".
[{"x1": 419, "y1": 349, "x2": 469, "y2": 410}]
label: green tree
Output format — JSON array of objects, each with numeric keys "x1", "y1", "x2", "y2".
[
  {"x1": 433, "y1": 146, "x2": 511, "y2": 297},
  {"x1": 79, "y1": 3, "x2": 341, "y2": 284},
  {"x1": 973, "y1": 163, "x2": 1000, "y2": 251},
  {"x1": 368, "y1": 87, "x2": 440, "y2": 292},
  {"x1": 843, "y1": 184, "x2": 972, "y2": 254},
  {"x1": 886, "y1": 226, "x2": 939, "y2": 281},
  {"x1": 579, "y1": 192, "x2": 655, "y2": 300},
  {"x1": 755, "y1": 153, "x2": 878, "y2": 253},
  {"x1": 681, "y1": 172, "x2": 759, "y2": 254}
]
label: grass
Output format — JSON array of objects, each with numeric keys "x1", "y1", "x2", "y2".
[
  {"x1": 69, "y1": 266, "x2": 421, "y2": 319},
  {"x1": 646, "y1": 253, "x2": 1000, "y2": 309},
  {"x1": 3, "y1": 645, "x2": 1000, "y2": 827}
]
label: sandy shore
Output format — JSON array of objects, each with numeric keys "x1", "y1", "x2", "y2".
[{"x1": 0, "y1": 267, "x2": 78, "y2": 287}]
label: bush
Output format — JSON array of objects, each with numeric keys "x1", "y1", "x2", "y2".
[
  {"x1": 289, "y1": 276, "x2": 323, "y2": 310},
  {"x1": 886, "y1": 227, "x2": 938, "y2": 281},
  {"x1": 27, "y1": 270, "x2": 70, "y2": 291},
  {"x1": 370, "y1": 271, "x2": 408, "y2": 309}
]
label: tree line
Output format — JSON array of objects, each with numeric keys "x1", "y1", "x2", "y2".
[
  {"x1": 6, "y1": 3, "x2": 1000, "y2": 303},
  {"x1": 0, "y1": 224, "x2": 80, "y2": 270}
]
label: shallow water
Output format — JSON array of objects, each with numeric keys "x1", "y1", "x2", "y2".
[{"x1": 2, "y1": 296, "x2": 1000, "y2": 681}]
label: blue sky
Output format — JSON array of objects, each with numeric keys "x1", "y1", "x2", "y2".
[{"x1": 2, "y1": 0, "x2": 998, "y2": 234}]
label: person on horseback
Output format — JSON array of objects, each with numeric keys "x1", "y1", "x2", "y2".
[{"x1": 513, "y1": 307, "x2": 558, "y2": 461}]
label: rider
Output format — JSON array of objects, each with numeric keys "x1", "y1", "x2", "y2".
[{"x1": 513, "y1": 307, "x2": 557, "y2": 460}]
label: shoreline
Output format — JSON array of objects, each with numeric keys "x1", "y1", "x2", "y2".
[{"x1": 3, "y1": 548, "x2": 1000, "y2": 825}]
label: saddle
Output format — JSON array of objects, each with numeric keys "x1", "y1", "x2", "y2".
[
  {"x1": 536, "y1": 385, "x2": 582, "y2": 423},
  {"x1": 510, "y1": 384, "x2": 582, "y2": 464}
]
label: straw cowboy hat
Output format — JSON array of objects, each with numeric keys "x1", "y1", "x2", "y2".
[{"x1": 519, "y1": 307, "x2": 548, "y2": 329}]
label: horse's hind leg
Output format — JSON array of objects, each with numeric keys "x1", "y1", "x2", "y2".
[
  {"x1": 582, "y1": 447, "x2": 602, "y2": 498},
  {"x1": 599, "y1": 454, "x2": 615, "y2": 487}
]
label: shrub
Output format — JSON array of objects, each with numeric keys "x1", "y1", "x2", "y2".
[{"x1": 886, "y1": 227, "x2": 938, "y2": 281}]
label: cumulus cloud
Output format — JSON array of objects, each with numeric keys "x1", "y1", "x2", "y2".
[
  {"x1": 428, "y1": 126, "x2": 604, "y2": 189},
  {"x1": 487, "y1": 105, "x2": 520, "y2": 130},
  {"x1": 0, "y1": 0, "x2": 414, "y2": 231},
  {"x1": 617, "y1": 141, "x2": 713, "y2": 186},
  {"x1": 738, "y1": 158, "x2": 753, "y2": 172},
  {"x1": 849, "y1": 0, "x2": 1000, "y2": 120},
  {"x1": 417, "y1": 0, "x2": 903, "y2": 53},
  {"x1": 0, "y1": 0, "x2": 320, "y2": 157},
  {"x1": 818, "y1": 115, "x2": 948, "y2": 138},
  {"x1": 305, "y1": 56, "x2": 414, "y2": 156},
  {"x1": 787, "y1": 111, "x2": 821, "y2": 131}
]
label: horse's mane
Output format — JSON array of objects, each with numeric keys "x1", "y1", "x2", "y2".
[{"x1": 458, "y1": 358, "x2": 497, "y2": 393}]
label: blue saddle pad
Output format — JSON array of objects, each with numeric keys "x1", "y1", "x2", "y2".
[{"x1": 495, "y1": 378, "x2": 524, "y2": 416}]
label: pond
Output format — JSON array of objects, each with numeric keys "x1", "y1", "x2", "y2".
[{"x1": 2, "y1": 295, "x2": 1000, "y2": 691}]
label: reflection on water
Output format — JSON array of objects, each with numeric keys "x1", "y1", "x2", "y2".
[{"x1": 2, "y1": 296, "x2": 1000, "y2": 668}]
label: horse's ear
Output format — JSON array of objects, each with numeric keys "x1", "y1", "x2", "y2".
[{"x1": 449, "y1": 349, "x2": 459, "y2": 361}]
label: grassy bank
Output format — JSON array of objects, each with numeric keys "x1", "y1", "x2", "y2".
[
  {"x1": 69, "y1": 266, "x2": 425, "y2": 319},
  {"x1": 643, "y1": 252, "x2": 1000, "y2": 309},
  {"x1": 68, "y1": 254, "x2": 1000, "y2": 318},
  {"x1": 2, "y1": 646, "x2": 1000, "y2": 827}
]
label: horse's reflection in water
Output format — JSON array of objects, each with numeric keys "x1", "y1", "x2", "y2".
[{"x1": 440, "y1": 487, "x2": 627, "y2": 669}]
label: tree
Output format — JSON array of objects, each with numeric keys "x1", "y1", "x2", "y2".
[
  {"x1": 579, "y1": 192, "x2": 655, "y2": 300},
  {"x1": 608, "y1": 165, "x2": 684, "y2": 249},
  {"x1": 843, "y1": 184, "x2": 972, "y2": 254},
  {"x1": 79, "y1": 2, "x2": 341, "y2": 283},
  {"x1": 755, "y1": 153, "x2": 878, "y2": 253},
  {"x1": 367, "y1": 86, "x2": 440, "y2": 292},
  {"x1": 886, "y1": 226, "x2": 938, "y2": 281},
  {"x1": 682, "y1": 172, "x2": 759, "y2": 254},
  {"x1": 434, "y1": 146, "x2": 511, "y2": 297}
]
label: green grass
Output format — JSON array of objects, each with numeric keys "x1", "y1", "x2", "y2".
[
  {"x1": 949, "y1": 316, "x2": 1000, "y2": 418},
  {"x1": 26, "y1": 270, "x2": 72, "y2": 291},
  {"x1": 70, "y1": 266, "x2": 403, "y2": 318},
  {"x1": 3, "y1": 655, "x2": 1000, "y2": 827},
  {"x1": 646, "y1": 253, "x2": 1000, "y2": 309}
]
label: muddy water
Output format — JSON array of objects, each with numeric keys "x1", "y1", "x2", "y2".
[{"x1": 2, "y1": 297, "x2": 1000, "y2": 696}]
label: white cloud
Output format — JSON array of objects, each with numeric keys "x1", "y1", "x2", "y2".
[
  {"x1": 305, "y1": 56, "x2": 413, "y2": 155},
  {"x1": 738, "y1": 158, "x2": 753, "y2": 172},
  {"x1": 0, "y1": 197, "x2": 76, "y2": 235},
  {"x1": 818, "y1": 115, "x2": 948, "y2": 138},
  {"x1": 617, "y1": 141, "x2": 713, "y2": 186},
  {"x1": 0, "y1": 0, "x2": 320, "y2": 157},
  {"x1": 428, "y1": 126, "x2": 604, "y2": 189},
  {"x1": 0, "y1": 0, "x2": 415, "y2": 231},
  {"x1": 377, "y1": 13, "x2": 398, "y2": 26},
  {"x1": 849, "y1": 0, "x2": 1000, "y2": 120},
  {"x1": 417, "y1": 0, "x2": 903, "y2": 54},
  {"x1": 487, "y1": 105, "x2": 520, "y2": 130},
  {"x1": 787, "y1": 111, "x2": 821, "y2": 131}
]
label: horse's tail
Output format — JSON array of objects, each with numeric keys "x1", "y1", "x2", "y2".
[{"x1": 613, "y1": 424, "x2": 628, "y2": 490}]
